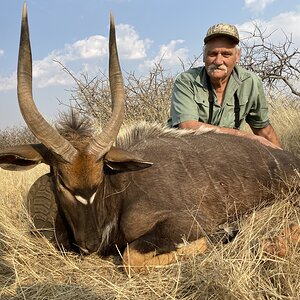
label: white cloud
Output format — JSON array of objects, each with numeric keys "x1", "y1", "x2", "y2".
[
  {"x1": 0, "y1": 56, "x2": 72, "y2": 92},
  {"x1": 0, "y1": 49, "x2": 4, "y2": 57},
  {"x1": 32, "y1": 56, "x2": 73, "y2": 88},
  {"x1": 64, "y1": 35, "x2": 108, "y2": 60},
  {"x1": 0, "y1": 23, "x2": 151, "y2": 91},
  {"x1": 0, "y1": 72, "x2": 16, "y2": 91},
  {"x1": 270, "y1": 11, "x2": 300, "y2": 43},
  {"x1": 116, "y1": 24, "x2": 152, "y2": 59},
  {"x1": 140, "y1": 40, "x2": 189, "y2": 73},
  {"x1": 244, "y1": 0, "x2": 276, "y2": 14},
  {"x1": 238, "y1": 11, "x2": 300, "y2": 46}
]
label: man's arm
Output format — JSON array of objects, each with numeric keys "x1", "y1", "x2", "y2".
[
  {"x1": 251, "y1": 124, "x2": 281, "y2": 148},
  {"x1": 179, "y1": 121, "x2": 282, "y2": 149}
]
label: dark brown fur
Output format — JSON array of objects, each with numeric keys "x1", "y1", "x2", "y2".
[
  {"x1": 46, "y1": 118, "x2": 300, "y2": 255},
  {"x1": 1, "y1": 115, "x2": 300, "y2": 269}
]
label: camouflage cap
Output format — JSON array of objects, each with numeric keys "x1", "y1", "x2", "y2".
[{"x1": 204, "y1": 23, "x2": 239, "y2": 44}]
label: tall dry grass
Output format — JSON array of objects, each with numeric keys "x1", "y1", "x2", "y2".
[{"x1": 269, "y1": 99, "x2": 300, "y2": 157}]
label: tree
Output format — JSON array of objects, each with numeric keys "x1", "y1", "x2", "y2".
[{"x1": 239, "y1": 23, "x2": 300, "y2": 98}]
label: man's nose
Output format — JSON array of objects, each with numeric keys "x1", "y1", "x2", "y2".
[{"x1": 214, "y1": 53, "x2": 223, "y2": 65}]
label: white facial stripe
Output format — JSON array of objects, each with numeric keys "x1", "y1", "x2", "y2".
[
  {"x1": 75, "y1": 193, "x2": 97, "y2": 205},
  {"x1": 90, "y1": 192, "x2": 96, "y2": 204},
  {"x1": 75, "y1": 195, "x2": 88, "y2": 205}
]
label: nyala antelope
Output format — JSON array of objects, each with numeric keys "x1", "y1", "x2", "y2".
[{"x1": 0, "y1": 2, "x2": 299, "y2": 273}]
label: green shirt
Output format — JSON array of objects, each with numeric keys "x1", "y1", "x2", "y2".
[{"x1": 168, "y1": 65, "x2": 270, "y2": 129}]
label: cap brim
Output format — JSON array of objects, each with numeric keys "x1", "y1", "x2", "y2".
[{"x1": 204, "y1": 33, "x2": 239, "y2": 44}]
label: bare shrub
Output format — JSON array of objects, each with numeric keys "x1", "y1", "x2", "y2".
[
  {"x1": 0, "y1": 125, "x2": 37, "y2": 149},
  {"x1": 240, "y1": 23, "x2": 300, "y2": 98},
  {"x1": 63, "y1": 62, "x2": 174, "y2": 129}
]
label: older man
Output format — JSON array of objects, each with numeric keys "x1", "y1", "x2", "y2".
[{"x1": 168, "y1": 23, "x2": 281, "y2": 148}]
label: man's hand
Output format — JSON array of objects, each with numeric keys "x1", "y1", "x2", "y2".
[
  {"x1": 251, "y1": 124, "x2": 282, "y2": 148},
  {"x1": 243, "y1": 133, "x2": 282, "y2": 150}
]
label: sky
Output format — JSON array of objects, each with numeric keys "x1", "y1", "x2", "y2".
[{"x1": 0, "y1": 0, "x2": 300, "y2": 129}]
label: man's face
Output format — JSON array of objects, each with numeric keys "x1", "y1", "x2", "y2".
[{"x1": 204, "y1": 37, "x2": 241, "y2": 82}]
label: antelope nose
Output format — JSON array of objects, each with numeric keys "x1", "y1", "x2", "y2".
[{"x1": 85, "y1": 240, "x2": 99, "y2": 253}]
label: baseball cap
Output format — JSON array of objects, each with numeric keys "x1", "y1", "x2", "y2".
[{"x1": 204, "y1": 23, "x2": 239, "y2": 44}]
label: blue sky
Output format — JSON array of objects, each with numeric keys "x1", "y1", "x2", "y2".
[{"x1": 0, "y1": 0, "x2": 300, "y2": 129}]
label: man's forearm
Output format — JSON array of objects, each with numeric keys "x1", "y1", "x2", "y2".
[
  {"x1": 178, "y1": 121, "x2": 282, "y2": 149},
  {"x1": 179, "y1": 120, "x2": 243, "y2": 135}
]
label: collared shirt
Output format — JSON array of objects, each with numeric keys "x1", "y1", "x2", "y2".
[{"x1": 168, "y1": 65, "x2": 270, "y2": 129}]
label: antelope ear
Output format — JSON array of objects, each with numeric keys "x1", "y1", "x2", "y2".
[
  {"x1": 0, "y1": 144, "x2": 51, "y2": 171},
  {"x1": 104, "y1": 146, "x2": 153, "y2": 171}
]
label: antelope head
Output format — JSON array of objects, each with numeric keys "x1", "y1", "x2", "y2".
[{"x1": 0, "y1": 2, "x2": 151, "y2": 253}]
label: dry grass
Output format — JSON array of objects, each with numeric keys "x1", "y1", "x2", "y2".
[
  {"x1": 269, "y1": 100, "x2": 300, "y2": 156},
  {"x1": 0, "y1": 164, "x2": 299, "y2": 300}
]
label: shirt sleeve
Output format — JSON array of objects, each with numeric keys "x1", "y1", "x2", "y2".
[
  {"x1": 168, "y1": 73, "x2": 200, "y2": 127},
  {"x1": 245, "y1": 76, "x2": 270, "y2": 129}
]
